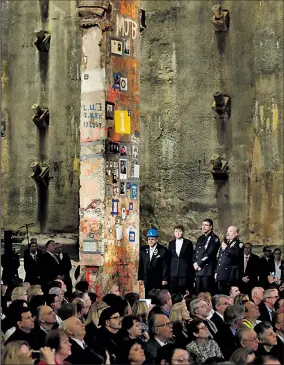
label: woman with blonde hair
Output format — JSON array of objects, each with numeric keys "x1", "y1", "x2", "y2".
[
  {"x1": 11, "y1": 287, "x2": 28, "y2": 302},
  {"x1": 234, "y1": 293, "x2": 249, "y2": 306},
  {"x1": 84, "y1": 301, "x2": 109, "y2": 343},
  {"x1": 1, "y1": 340, "x2": 31, "y2": 364},
  {"x1": 27, "y1": 285, "x2": 43, "y2": 303},
  {"x1": 132, "y1": 300, "x2": 150, "y2": 340},
  {"x1": 169, "y1": 301, "x2": 191, "y2": 348}
]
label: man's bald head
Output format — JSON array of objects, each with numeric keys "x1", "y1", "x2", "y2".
[
  {"x1": 36, "y1": 305, "x2": 56, "y2": 325},
  {"x1": 62, "y1": 316, "x2": 86, "y2": 340},
  {"x1": 227, "y1": 226, "x2": 239, "y2": 241}
]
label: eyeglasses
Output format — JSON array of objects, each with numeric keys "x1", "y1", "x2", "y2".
[
  {"x1": 157, "y1": 322, "x2": 173, "y2": 328},
  {"x1": 268, "y1": 296, "x2": 279, "y2": 299},
  {"x1": 244, "y1": 337, "x2": 258, "y2": 343},
  {"x1": 110, "y1": 315, "x2": 121, "y2": 320}
]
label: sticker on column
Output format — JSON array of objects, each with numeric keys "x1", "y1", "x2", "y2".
[
  {"x1": 120, "y1": 77, "x2": 128, "y2": 91},
  {"x1": 131, "y1": 184, "x2": 138, "y2": 200},
  {"x1": 121, "y1": 205, "x2": 126, "y2": 220},
  {"x1": 115, "y1": 110, "x2": 131, "y2": 134},
  {"x1": 119, "y1": 159, "x2": 127, "y2": 180},
  {"x1": 113, "y1": 73, "x2": 121, "y2": 90},
  {"x1": 112, "y1": 199, "x2": 119, "y2": 216},
  {"x1": 129, "y1": 202, "x2": 133, "y2": 210},
  {"x1": 120, "y1": 181, "x2": 126, "y2": 195},
  {"x1": 126, "y1": 181, "x2": 131, "y2": 189},
  {"x1": 132, "y1": 146, "x2": 139, "y2": 159},
  {"x1": 129, "y1": 227, "x2": 136, "y2": 242},
  {"x1": 110, "y1": 39, "x2": 123, "y2": 56}
]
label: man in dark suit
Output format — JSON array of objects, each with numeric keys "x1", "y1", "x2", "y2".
[
  {"x1": 215, "y1": 226, "x2": 243, "y2": 294},
  {"x1": 258, "y1": 288, "x2": 279, "y2": 324},
  {"x1": 193, "y1": 219, "x2": 220, "y2": 293},
  {"x1": 168, "y1": 225, "x2": 194, "y2": 294},
  {"x1": 259, "y1": 246, "x2": 273, "y2": 289},
  {"x1": 64, "y1": 316, "x2": 100, "y2": 364},
  {"x1": 267, "y1": 248, "x2": 284, "y2": 288},
  {"x1": 145, "y1": 313, "x2": 174, "y2": 364},
  {"x1": 5, "y1": 308, "x2": 35, "y2": 347},
  {"x1": 24, "y1": 238, "x2": 42, "y2": 285},
  {"x1": 272, "y1": 313, "x2": 284, "y2": 364},
  {"x1": 240, "y1": 242, "x2": 260, "y2": 295},
  {"x1": 138, "y1": 228, "x2": 169, "y2": 298},
  {"x1": 55, "y1": 242, "x2": 72, "y2": 296},
  {"x1": 211, "y1": 294, "x2": 231, "y2": 332},
  {"x1": 38, "y1": 240, "x2": 61, "y2": 294}
]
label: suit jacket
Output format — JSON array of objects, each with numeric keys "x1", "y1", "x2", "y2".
[
  {"x1": 138, "y1": 243, "x2": 169, "y2": 290},
  {"x1": 66, "y1": 338, "x2": 101, "y2": 364},
  {"x1": 258, "y1": 302, "x2": 274, "y2": 324},
  {"x1": 210, "y1": 311, "x2": 226, "y2": 333},
  {"x1": 259, "y1": 256, "x2": 273, "y2": 288},
  {"x1": 145, "y1": 338, "x2": 162, "y2": 364},
  {"x1": 92, "y1": 326, "x2": 121, "y2": 363},
  {"x1": 216, "y1": 239, "x2": 243, "y2": 282},
  {"x1": 5, "y1": 327, "x2": 35, "y2": 348},
  {"x1": 214, "y1": 324, "x2": 237, "y2": 360},
  {"x1": 268, "y1": 260, "x2": 284, "y2": 279},
  {"x1": 240, "y1": 253, "x2": 260, "y2": 292},
  {"x1": 58, "y1": 252, "x2": 72, "y2": 278},
  {"x1": 193, "y1": 233, "x2": 220, "y2": 276},
  {"x1": 38, "y1": 252, "x2": 61, "y2": 292},
  {"x1": 271, "y1": 335, "x2": 284, "y2": 364},
  {"x1": 24, "y1": 249, "x2": 42, "y2": 284},
  {"x1": 169, "y1": 238, "x2": 194, "y2": 278}
]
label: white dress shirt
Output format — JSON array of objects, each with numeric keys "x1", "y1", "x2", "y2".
[
  {"x1": 175, "y1": 239, "x2": 184, "y2": 257},
  {"x1": 275, "y1": 261, "x2": 281, "y2": 279},
  {"x1": 155, "y1": 337, "x2": 167, "y2": 347},
  {"x1": 150, "y1": 245, "x2": 157, "y2": 261},
  {"x1": 71, "y1": 337, "x2": 87, "y2": 349},
  {"x1": 244, "y1": 254, "x2": 250, "y2": 272}
]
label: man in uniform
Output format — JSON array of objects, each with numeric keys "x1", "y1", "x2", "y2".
[
  {"x1": 138, "y1": 228, "x2": 169, "y2": 298},
  {"x1": 216, "y1": 226, "x2": 243, "y2": 294},
  {"x1": 193, "y1": 219, "x2": 220, "y2": 294},
  {"x1": 168, "y1": 225, "x2": 194, "y2": 294}
]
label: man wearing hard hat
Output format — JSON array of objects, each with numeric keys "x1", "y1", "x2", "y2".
[{"x1": 138, "y1": 228, "x2": 170, "y2": 298}]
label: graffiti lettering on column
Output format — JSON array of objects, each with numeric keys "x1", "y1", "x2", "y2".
[{"x1": 116, "y1": 14, "x2": 138, "y2": 40}]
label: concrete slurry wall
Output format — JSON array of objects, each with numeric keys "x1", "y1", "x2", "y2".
[
  {"x1": 1, "y1": 0, "x2": 81, "y2": 235},
  {"x1": 140, "y1": 0, "x2": 283, "y2": 245}
]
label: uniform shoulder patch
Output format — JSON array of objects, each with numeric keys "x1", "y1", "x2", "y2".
[
  {"x1": 239, "y1": 242, "x2": 243, "y2": 248},
  {"x1": 215, "y1": 237, "x2": 218, "y2": 243}
]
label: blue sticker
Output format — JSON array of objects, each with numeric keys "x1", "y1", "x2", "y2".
[
  {"x1": 131, "y1": 184, "x2": 138, "y2": 199},
  {"x1": 113, "y1": 73, "x2": 121, "y2": 90},
  {"x1": 129, "y1": 230, "x2": 136, "y2": 242},
  {"x1": 112, "y1": 199, "x2": 119, "y2": 216},
  {"x1": 126, "y1": 181, "x2": 131, "y2": 189},
  {"x1": 129, "y1": 202, "x2": 133, "y2": 210}
]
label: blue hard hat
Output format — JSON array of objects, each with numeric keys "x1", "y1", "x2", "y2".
[{"x1": 146, "y1": 228, "x2": 159, "y2": 237}]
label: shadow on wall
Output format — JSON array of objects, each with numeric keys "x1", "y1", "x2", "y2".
[
  {"x1": 39, "y1": 0, "x2": 49, "y2": 21},
  {"x1": 215, "y1": 179, "x2": 232, "y2": 235}
]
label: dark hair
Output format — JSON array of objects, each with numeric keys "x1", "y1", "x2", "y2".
[
  {"x1": 254, "y1": 321, "x2": 273, "y2": 340},
  {"x1": 46, "y1": 294, "x2": 58, "y2": 307},
  {"x1": 148, "y1": 305, "x2": 164, "y2": 322},
  {"x1": 116, "y1": 339, "x2": 144, "y2": 365},
  {"x1": 46, "y1": 240, "x2": 55, "y2": 248},
  {"x1": 147, "y1": 289, "x2": 160, "y2": 305},
  {"x1": 71, "y1": 290, "x2": 83, "y2": 300},
  {"x1": 3, "y1": 300, "x2": 29, "y2": 331},
  {"x1": 75, "y1": 281, "x2": 89, "y2": 293},
  {"x1": 263, "y1": 246, "x2": 271, "y2": 253},
  {"x1": 28, "y1": 239, "x2": 37, "y2": 249},
  {"x1": 273, "y1": 248, "x2": 282, "y2": 254},
  {"x1": 45, "y1": 329, "x2": 68, "y2": 352},
  {"x1": 156, "y1": 289, "x2": 170, "y2": 306},
  {"x1": 171, "y1": 293, "x2": 184, "y2": 305},
  {"x1": 15, "y1": 307, "x2": 31, "y2": 325},
  {"x1": 121, "y1": 315, "x2": 140, "y2": 337},
  {"x1": 244, "y1": 242, "x2": 252, "y2": 248},
  {"x1": 275, "y1": 298, "x2": 283, "y2": 312},
  {"x1": 156, "y1": 344, "x2": 178, "y2": 365},
  {"x1": 174, "y1": 225, "x2": 185, "y2": 232},
  {"x1": 89, "y1": 292, "x2": 98, "y2": 304},
  {"x1": 58, "y1": 303, "x2": 76, "y2": 321},
  {"x1": 186, "y1": 319, "x2": 204, "y2": 341},
  {"x1": 48, "y1": 280, "x2": 62, "y2": 290},
  {"x1": 124, "y1": 292, "x2": 140, "y2": 307},
  {"x1": 102, "y1": 293, "x2": 123, "y2": 309},
  {"x1": 253, "y1": 355, "x2": 279, "y2": 364},
  {"x1": 29, "y1": 295, "x2": 46, "y2": 317},
  {"x1": 203, "y1": 218, "x2": 213, "y2": 227}
]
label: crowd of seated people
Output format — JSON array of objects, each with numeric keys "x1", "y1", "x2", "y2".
[{"x1": 1, "y1": 238, "x2": 284, "y2": 365}]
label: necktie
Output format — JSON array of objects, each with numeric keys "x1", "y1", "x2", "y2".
[
  {"x1": 206, "y1": 319, "x2": 217, "y2": 338},
  {"x1": 244, "y1": 256, "x2": 249, "y2": 272},
  {"x1": 53, "y1": 254, "x2": 59, "y2": 264}
]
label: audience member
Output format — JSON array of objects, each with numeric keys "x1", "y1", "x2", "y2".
[
  {"x1": 145, "y1": 314, "x2": 173, "y2": 363},
  {"x1": 255, "y1": 321, "x2": 277, "y2": 357},
  {"x1": 27, "y1": 285, "x2": 43, "y2": 303},
  {"x1": 39, "y1": 329, "x2": 71, "y2": 365},
  {"x1": 190, "y1": 298, "x2": 217, "y2": 338},
  {"x1": 253, "y1": 355, "x2": 281, "y2": 365},
  {"x1": 2, "y1": 300, "x2": 28, "y2": 339},
  {"x1": 116, "y1": 338, "x2": 146, "y2": 365},
  {"x1": 156, "y1": 289, "x2": 172, "y2": 317},
  {"x1": 251, "y1": 287, "x2": 264, "y2": 306},
  {"x1": 84, "y1": 301, "x2": 109, "y2": 344},
  {"x1": 55, "y1": 243, "x2": 72, "y2": 297},
  {"x1": 186, "y1": 319, "x2": 223, "y2": 364},
  {"x1": 211, "y1": 294, "x2": 230, "y2": 331},
  {"x1": 33, "y1": 305, "x2": 58, "y2": 349},
  {"x1": 274, "y1": 297, "x2": 284, "y2": 314},
  {"x1": 230, "y1": 347, "x2": 255, "y2": 365},
  {"x1": 110, "y1": 284, "x2": 121, "y2": 296},
  {"x1": 156, "y1": 344, "x2": 191, "y2": 365},
  {"x1": 124, "y1": 292, "x2": 140, "y2": 307},
  {"x1": 197, "y1": 292, "x2": 214, "y2": 319},
  {"x1": 132, "y1": 300, "x2": 150, "y2": 341},
  {"x1": 258, "y1": 289, "x2": 279, "y2": 324},
  {"x1": 5, "y1": 308, "x2": 35, "y2": 348},
  {"x1": 11, "y1": 286, "x2": 28, "y2": 302},
  {"x1": 234, "y1": 293, "x2": 249, "y2": 306},
  {"x1": 229, "y1": 286, "x2": 240, "y2": 302},
  {"x1": 23, "y1": 239, "x2": 41, "y2": 285},
  {"x1": 58, "y1": 303, "x2": 76, "y2": 321},
  {"x1": 243, "y1": 300, "x2": 261, "y2": 328},
  {"x1": 259, "y1": 247, "x2": 273, "y2": 289},
  {"x1": 235, "y1": 327, "x2": 259, "y2": 352},
  {"x1": 271, "y1": 313, "x2": 284, "y2": 363},
  {"x1": 1, "y1": 340, "x2": 31, "y2": 364},
  {"x1": 75, "y1": 281, "x2": 89, "y2": 293},
  {"x1": 120, "y1": 315, "x2": 143, "y2": 341},
  {"x1": 169, "y1": 301, "x2": 190, "y2": 348}
]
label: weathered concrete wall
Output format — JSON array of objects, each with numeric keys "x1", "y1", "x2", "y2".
[
  {"x1": 78, "y1": 0, "x2": 141, "y2": 297},
  {"x1": 1, "y1": 0, "x2": 81, "y2": 234},
  {"x1": 140, "y1": 0, "x2": 283, "y2": 245}
]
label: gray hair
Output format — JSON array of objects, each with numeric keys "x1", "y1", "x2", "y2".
[
  {"x1": 263, "y1": 289, "x2": 278, "y2": 302},
  {"x1": 189, "y1": 298, "x2": 204, "y2": 316},
  {"x1": 49, "y1": 287, "x2": 61, "y2": 295},
  {"x1": 224, "y1": 305, "x2": 245, "y2": 325},
  {"x1": 254, "y1": 321, "x2": 273, "y2": 341},
  {"x1": 235, "y1": 327, "x2": 253, "y2": 345},
  {"x1": 212, "y1": 294, "x2": 230, "y2": 310}
]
